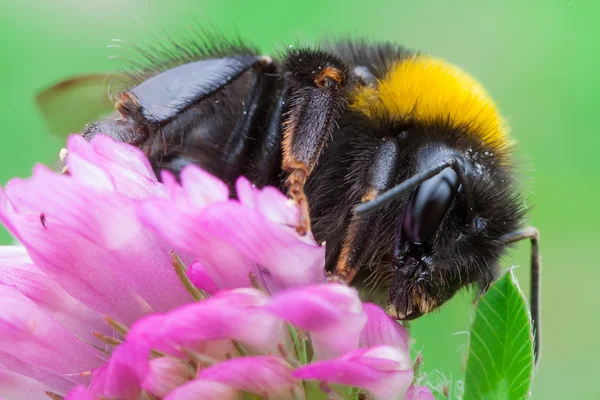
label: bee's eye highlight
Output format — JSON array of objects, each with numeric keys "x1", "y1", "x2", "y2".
[{"x1": 401, "y1": 167, "x2": 459, "y2": 244}]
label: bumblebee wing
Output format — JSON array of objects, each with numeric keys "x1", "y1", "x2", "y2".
[
  {"x1": 130, "y1": 55, "x2": 268, "y2": 124},
  {"x1": 36, "y1": 73, "x2": 128, "y2": 138}
]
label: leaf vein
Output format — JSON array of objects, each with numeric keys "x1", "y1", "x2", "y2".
[
  {"x1": 471, "y1": 328, "x2": 500, "y2": 378},
  {"x1": 508, "y1": 361, "x2": 533, "y2": 394},
  {"x1": 467, "y1": 348, "x2": 494, "y2": 391},
  {"x1": 506, "y1": 318, "x2": 531, "y2": 350},
  {"x1": 488, "y1": 282, "x2": 508, "y2": 299},
  {"x1": 476, "y1": 299, "x2": 504, "y2": 346},
  {"x1": 479, "y1": 295, "x2": 507, "y2": 327}
]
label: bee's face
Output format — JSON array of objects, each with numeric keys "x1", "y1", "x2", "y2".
[{"x1": 386, "y1": 146, "x2": 523, "y2": 320}]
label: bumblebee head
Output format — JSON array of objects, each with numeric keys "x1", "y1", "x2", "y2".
[
  {"x1": 378, "y1": 144, "x2": 524, "y2": 320},
  {"x1": 346, "y1": 54, "x2": 526, "y2": 319}
]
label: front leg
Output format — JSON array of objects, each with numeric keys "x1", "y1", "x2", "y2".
[
  {"x1": 334, "y1": 138, "x2": 401, "y2": 282},
  {"x1": 281, "y1": 48, "x2": 353, "y2": 235}
]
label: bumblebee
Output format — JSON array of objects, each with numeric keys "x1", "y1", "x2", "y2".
[{"x1": 38, "y1": 36, "x2": 541, "y2": 358}]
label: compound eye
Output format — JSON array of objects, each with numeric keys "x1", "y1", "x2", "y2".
[{"x1": 401, "y1": 167, "x2": 459, "y2": 244}]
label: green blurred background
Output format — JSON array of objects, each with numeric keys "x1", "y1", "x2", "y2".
[{"x1": 1, "y1": 0, "x2": 598, "y2": 398}]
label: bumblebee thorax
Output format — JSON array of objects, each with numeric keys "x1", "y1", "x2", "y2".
[{"x1": 351, "y1": 55, "x2": 514, "y2": 160}]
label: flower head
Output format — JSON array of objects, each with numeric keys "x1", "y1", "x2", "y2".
[{"x1": 0, "y1": 134, "x2": 429, "y2": 399}]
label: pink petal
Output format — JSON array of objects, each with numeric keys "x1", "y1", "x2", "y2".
[
  {"x1": 0, "y1": 352, "x2": 76, "y2": 394},
  {"x1": 0, "y1": 183, "x2": 149, "y2": 324},
  {"x1": 0, "y1": 166, "x2": 189, "y2": 324},
  {"x1": 293, "y1": 345, "x2": 414, "y2": 400},
  {"x1": 65, "y1": 386, "x2": 93, "y2": 400},
  {"x1": 88, "y1": 341, "x2": 150, "y2": 399},
  {"x1": 128, "y1": 289, "x2": 287, "y2": 357},
  {"x1": 360, "y1": 303, "x2": 410, "y2": 352},
  {"x1": 235, "y1": 177, "x2": 297, "y2": 227},
  {"x1": 196, "y1": 356, "x2": 298, "y2": 398},
  {"x1": 138, "y1": 200, "x2": 257, "y2": 291},
  {"x1": 142, "y1": 357, "x2": 194, "y2": 397},
  {"x1": 268, "y1": 284, "x2": 367, "y2": 360},
  {"x1": 67, "y1": 134, "x2": 164, "y2": 198},
  {"x1": 0, "y1": 285, "x2": 104, "y2": 390},
  {"x1": 165, "y1": 380, "x2": 239, "y2": 400},
  {"x1": 160, "y1": 170, "x2": 184, "y2": 200},
  {"x1": 179, "y1": 165, "x2": 229, "y2": 207},
  {"x1": 405, "y1": 385, "x2": 435, "y2": 400},
  {"x1": 0, "y1": 368, "x2": 52, "y2": 400},
  {"x1": 87, "y1": 134, "x2": 155, "y2": 180},
  {"x1": 186, "y1": 260, "x2": 219, "y2": 295},
  {"x1": 138, "y1": 167, "x2": 325, "y2": 294},
  {"x1": 0, "y1": 246, "x2": 109, "y2": 345},
  {"x1": 196, "y1": 202, "x2": 325, "y2": 292},
  {"x1": 63, "y1": 139, "x2": 114, "y2": 192}
]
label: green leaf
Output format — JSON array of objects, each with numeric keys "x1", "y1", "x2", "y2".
[{"x1": 464, "y1": 269, "x2": 534, "y2": 400}]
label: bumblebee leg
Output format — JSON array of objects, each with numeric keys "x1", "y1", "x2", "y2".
[
  {"x1": 83, "y1": 112, "x2": 151, "y2": 151},
  {"x1": 222, "y1": 62, "x2": 277, "y2": 185},
  {"x1": 281, "y1": 49, "x2": 352, "y2": 235},
  {"x1": 333, "y1": 197, "x2": 383, "y2": 283},
  {"x1": 503, "y1": 227, "x2": 541, "y2": 364},
  {"x1": 251, "y1": 82, "x2": 291, "y2": 188},
  {"x1": 333, "y1": 139, "x2": 400, "y2": 282}
]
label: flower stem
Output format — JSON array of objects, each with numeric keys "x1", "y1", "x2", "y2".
[
  {"x1": 288, "y1": 324, "x2": 307, "y2": 365},
  {"x1": 170, "y1": 251, "x2": 207, "y2": 301},
  {"x1": 297, "y1": 329, "x2": 308, "y2": 364},
  {"x1": 412, "y1": 354, "x2": 424, "y2": 384}
]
